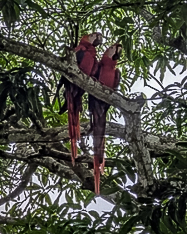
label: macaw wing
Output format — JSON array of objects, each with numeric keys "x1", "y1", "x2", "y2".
[
  {"x1": 94, "y1": 62, "x2": 102, "y2": 80},
  {"x1": 76, "y1": 49, "x2": 85, "y2": 66},
  {"x1": 90, "y1": 57, "x2": 99, "y2": 77},
  {"x1": 53, "y1": 75, "x2": 69, "y2": 108},
  {"x1": 113, "y1": 68, "x2": 121, "y2": 90}
]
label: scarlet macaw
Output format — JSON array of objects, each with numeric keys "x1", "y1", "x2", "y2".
[
  {"x1": 89, "y1": 43, "x2": 122, "y2": 194},
  {"x1": 59, "y1": 32, "x2": 102, "y2": 165}
]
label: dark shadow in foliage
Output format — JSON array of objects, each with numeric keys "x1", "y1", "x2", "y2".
[{"x1": 0, "y1": 67, "x2": 51, "y2": 129}]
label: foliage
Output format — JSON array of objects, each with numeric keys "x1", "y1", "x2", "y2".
[{"x1": 0, "y1": 0, "x2": 187, "y2": 233}]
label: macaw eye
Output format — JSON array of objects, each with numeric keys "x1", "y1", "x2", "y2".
[{"x1": 111, "y1": 46, "x2": 113, "y2": 49}]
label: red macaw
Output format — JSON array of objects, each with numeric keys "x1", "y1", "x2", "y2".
[
  {"x1": 59, "y1": 32, "x2": 102, "y2": 165},
  {"x1": 89, "y1": 43, "x2": 122, "y2": 194}
]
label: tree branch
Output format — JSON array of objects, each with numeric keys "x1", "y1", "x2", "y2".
[
  {"x1": 124, "y1": 111, "x2": 154, "y2": 193},
  {"x1": 0, "y1": 121, "x2": 125, "y2": 144},
  {"x1": 0, "y1": 149, "x2": 95, "y2": 191},
  {"x1": 0, "y1": 35, "x2": 141, "y2": 114},
  {"x1": 0, "y1": 121, "x2": 179, "y2": 157},
  {"x1": 140, "y1": 8, "x2": 187, "y2": 54},
  {"x1": 82, "y1": 1, "x2": 157, "y2": 16}
]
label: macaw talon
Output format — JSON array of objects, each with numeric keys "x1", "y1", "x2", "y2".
[
  {"x1": 91, "y1": 76, "x2": 98, "y2": 82},
  {"x1": 100, "y1": 81, "x2": 105, "y2": 85}
]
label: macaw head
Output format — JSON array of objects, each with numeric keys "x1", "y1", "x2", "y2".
[
  {"x1": 103, "y1": 43, "x2": 122, "y2": 60},
  {"x1": 80, "y1": 32, "x2": 102, "y2": 47}
]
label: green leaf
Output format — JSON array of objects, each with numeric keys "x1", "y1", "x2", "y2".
[
  {"x1": 177, "y1": 193, "x2": 187, "y2": 223},
  {"x1": 101, "y1": 186, "x2": 119, "y2": 195},
  {"x1": 162, "y1": 20, "x2": 169, "y2": 38},
  {"x1": 60, "y1": 208, "x2": 69, "y2": 217},
  {"x1": 168, "y1": 199, "x2": 179, "y2": 226},
  {"x1": 166, "y1": 62, "x2": 176, "y2": 76},
  {"x1": 150, "y1": 207, "x2": 162, "y2": 234},
  {"x1": 119, "y1": 215, "x2": 140, "y2": 233},
  {"x1": 84, "y1": 192, "x2": 95, "y2": 208},
  {"x1": 120, "y1": 17, "x2": 134, "y2": 24},
  {"x1": 114, "y1": 29, "x2": 125, "y2": 36},
  {"x1": 181, "y1": 4, "x2": 187, "y2": 24},
  {"x1": 142, "y1": 56, "x2": 150, "y2": 67},
  {"x1": 45, "y1": 193, "x2": 52, "y2": 206},
  {"x1": 154, "y1": 57, "x2": 162, "y2": 76},
  {"x1": 42, "y1": 174, "x2": 48, "y2": 187},
  {"x1": 8, "y1": 203, "x2": 17, "y2": 216},
  {"x1": 65, "y1": 191, "x2": 73, "y2": 204},
  {"x1": 115, "y1": 17, "x2": 133, "y2": 28},
  {"x1": 162, "y1": 215, "x2": 178, "y2": 233},
  {"x1": 126, "y1": 37, "x2": 133, "y2": 61},
  {"x1": 71, "y1": 204, "x2": 82, "y2": 210},
  {"x1": 121, "y1": 191, "x2": 131, "y2": 203},
  {"x1": 166, "y1": 16, "x2": 177, "y2": 29},
  {"x1": 102, "y1": 171, "x2": 125, "y2": 187},
  {"x1": 89, "y1": 210, "x2": 100, "y2": 219},
  {"x1": 166, "y1": 149, "x2": 187, "y2": 166},
  {"x1": 14, "y1": 3, "x2": 20, "y2": 19},
  {"x1": 121, "y1": 36, "x2": 133, "y2": 61},
  {"x1": 42, "y1": 88, "x2": 50, "y2": 106},
  {"x1": 0, "y1": 0, "x2": 7, "y2": 10},
  {"x1": 26, "y1": 183, "x2": 41, "y2": 190},
  {"x1": 26, "y1": 0, "x2": 48, "y2": 18}
]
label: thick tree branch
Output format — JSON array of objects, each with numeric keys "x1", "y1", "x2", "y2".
[
  {"x1": 0, "y1": 121, "x2": 125, "y2": 144},
  {"x1": 0, "y1": 121, "x2": 179, "y2": 156},
  {"x1": 145, "y1": 134, "x2": 177, "y2": 156},
  {"x1": 0, "y1": 146, "x2": 119, "y2": 169},
  {"x1": 0, "y1": 149, "x2": 91, "y2": 182},
  {"x1": 124, "y1": 112, "x2": 154, "y2": 193},
  {"x1": 0, "y1": 35, "x2": 141, "y2": 114},
  {"x1": 0, "y1": 148, "x2": 95, "y2": 191}
]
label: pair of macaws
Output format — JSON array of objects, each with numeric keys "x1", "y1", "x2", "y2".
[{"x1": 60, "y1": 32, "x2": 122, "y2": 194}]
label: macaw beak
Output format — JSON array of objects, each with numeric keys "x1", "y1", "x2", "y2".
[
  {"x1": 93, "y1": 33, "x2": 102, "y2": 47},
  {"x1": 112, "y1": 44, "x2": 122, "y2": 60},
  {"x1": 117, "y1": 44, "x2": 122, "y2": 54}
]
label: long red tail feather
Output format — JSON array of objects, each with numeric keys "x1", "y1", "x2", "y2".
[
  {"x1": 92, "y1": 101, "x2": 109, "y2": 194},
  {"x1": 67, "y1": 86, "x2": 78, "y2": 165},
  {"x1": 94, "y1": 156, "x2": 101, "y2": 195}
]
